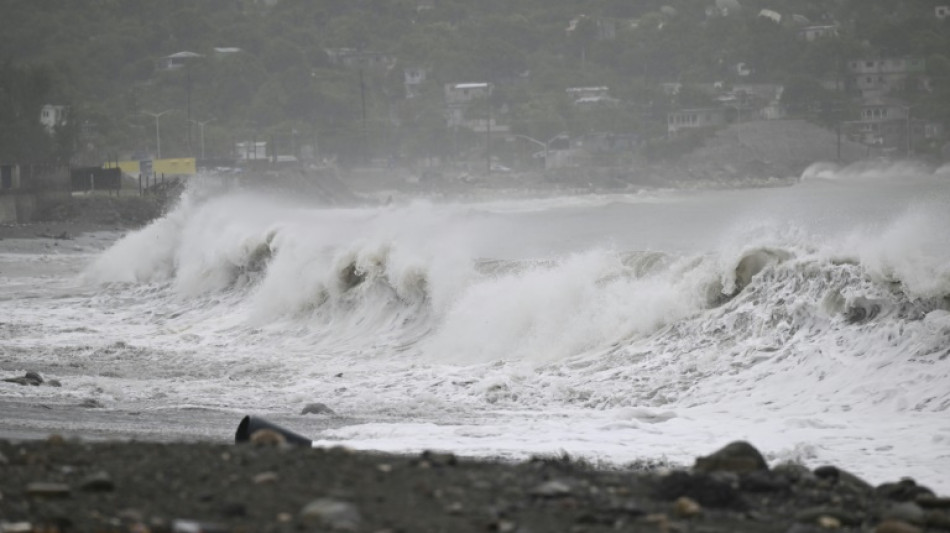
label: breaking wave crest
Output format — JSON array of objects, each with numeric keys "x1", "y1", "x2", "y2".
[{"x1": 81, "y1": 174, "x2": 950, "y2": 415}]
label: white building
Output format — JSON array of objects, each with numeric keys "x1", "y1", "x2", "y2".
[
  {"x1": 444, "y1": 82, "x2": 509, "y2": 132},
  {"x1": 40, "y1": 104, "x2": 67, "y2": 134}
]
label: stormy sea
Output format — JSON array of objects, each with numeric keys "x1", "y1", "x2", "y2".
[{"x1": 1, "y1": 161, "x2": 949, "y2": 493}]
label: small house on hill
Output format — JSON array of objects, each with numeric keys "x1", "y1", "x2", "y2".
[
  {"x1": 668, "y1": 108, "x2": 726, "y2": 136},
  {"x1": 158, "y1": 51, "x2": 203, "y2": 71}
]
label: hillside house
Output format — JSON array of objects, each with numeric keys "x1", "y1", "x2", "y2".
[
  {"x1": 848, "y1": 98, "x2": 944, "y2": 152},
  {"x1": 725, "y1": 84, "x2": 786, "y2": 120},
  {"x1": 566, "y1": 15, "x2": 618, "y2": 41},
  {"x1": 798, "y1": 25, "x2": 838, "y2": 41},
  {"x1": 444, "y1": 82, "x2": 508, "y2": 132},
  {"x1": 848, "y1": 57, "x2": 926, "y2": 97},
  {"x1": 847, "y1": 98, "x2": 908, "y2": 148},
  {"x1": 158, "y1": 51, "x2": 203, "y2": 71},
  {"x1": 667, "y1": 108, "x2": 726, "y2": 136},
  {"x1": 40, "y1": 104, "x2": 67, "y2": 134},
  {"x1": 404, "y1": 67, "x2": 428, "y2": 98}
]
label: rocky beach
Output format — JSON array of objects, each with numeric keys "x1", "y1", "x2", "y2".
[{"x1": 1, "y1": 433, "x2": 948, "y2": 533}]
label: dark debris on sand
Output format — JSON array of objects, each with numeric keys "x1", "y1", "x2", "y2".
[{"x1": 0, "y1": 438, "x2": 947, "y2": 533}]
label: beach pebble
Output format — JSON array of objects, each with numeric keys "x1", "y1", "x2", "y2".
[
  {"x1": 673, "y1": 496, "x2": 702, "y2": 517},
  {"x1": 79, "y1": 471, "x2": 115, "y2": 492},
  {"x1": 25, "y1": 482, "x2": 70, "y2": 498},
  {"x1": 300, "y1": 498, "x2": 362, "y2": 531},
  {"x1": 301, "y1": 402, "x2": 335, "y2": 415},
  {"x1": 172, "y1": 519, "x2": 228, "y2": 533},
  {"x1": 253, "y1": 471, "x2": 279, "y2": 484},
  {"x1": 0, "y1": 523, "x2": 33, "y2": 533}
]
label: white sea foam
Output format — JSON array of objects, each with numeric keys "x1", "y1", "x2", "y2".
[{"x1": 2, "y1": 164, "x2": 949, "y2": 492}]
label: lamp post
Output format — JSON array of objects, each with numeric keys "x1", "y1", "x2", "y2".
[
  {"x1": 142, "y1": 110, "x2": 172, "y2": 159},
  {"x1": 190, "y1": 118, "x2": 215, "y2": 159}
]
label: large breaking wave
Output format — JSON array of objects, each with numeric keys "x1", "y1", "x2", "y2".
[{"x1": 81, "y1": 163, "x2": 950, "y2": 422}]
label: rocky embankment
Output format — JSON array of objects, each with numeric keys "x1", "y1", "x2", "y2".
[{"x1": 1, "y1": 434, "x2": 947, "y2": 533}]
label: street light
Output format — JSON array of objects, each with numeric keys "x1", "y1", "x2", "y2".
[
  {"x1": 142, "y1": 110, "x2": 172, "y2": 159},
  {"x1": 190, "y1": 118, "x2": 215, "y2": 159}
]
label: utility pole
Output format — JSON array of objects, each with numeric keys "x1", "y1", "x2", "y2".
[
  {"x1": 142, "y1": 110, "x2": 171, "y2": 159},
  {"x1": 486, "y1": 83, "x2": 492, "y2": 175},
  {"x1": 186, "y1": 66, "x2": 193, "y2": 153},
  {"x1": 359, "y1": 68, "x2": 368, "y2": 163},
  {"x1": 190, "y1": 118, "x2": 215, "y2": 159}
]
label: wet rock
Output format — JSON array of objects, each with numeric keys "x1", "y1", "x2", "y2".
[
  {"x1": 916, "y1": 495, "x2": 950, "y2": 509},
  {"x1": 79, "y1": 471, "x2": 115, "y2": 492},
  {"x1": 877, "y1": 479, "x2": 936, "y2": 502},
  {"x1": 3, "y1": 371, "x2": 43, "y2": 386},
  {"x1": 883, "y1": 502, "x2": 925, "y2": 525},
  {"x1": 530, "y1": 480, "x2": 573, "y2": 498},
  {"x1": 420, "y1": 450, "x2": 458, "y2": 467},
  {"x1": 655, "y1": 470, "x2": 743, "y2": 508},
  {"x1": 25, "y1": 482, "x2": 71, "y2": 498},
  {"x1": 813, "y1": 465, "x2": 873, "y2": 493},
  {"x1": 925, "y1": 510, "x2": 950, "y2": 529},
  {"x1": 300, "y1": 498, "x2": 361, "y2": 531},
  {"x1": 773, "y1": 462, "x2": 816, "y2": 484},
  {"x1": 741, "y1": 469, "x2": 790, "y2": 493},
  {"x1": 46, "y1": 379, "x2": 62, "y2": 387},
  {"x1": 301, "y1": 402, "x2": 335, "y2": 415},
  {"x1": 694, "y1": 441, "x2": 768, "y2": 474},
  {"x1": 875, "y1": 520, "x2": 922, "y2": 533},
  {"x1": 79, "y1": 398, "x2": 104, "y2": 409}
]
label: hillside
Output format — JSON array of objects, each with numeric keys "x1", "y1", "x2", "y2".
[{"x1": 668, "y1": 119, "x2": 872, "y2": 182}]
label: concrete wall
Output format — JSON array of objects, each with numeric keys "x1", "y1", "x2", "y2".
[{"x1": 0, "y1": 190, "x2": 68, "y2": 224}]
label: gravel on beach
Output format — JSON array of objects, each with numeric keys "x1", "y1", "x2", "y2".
[{"x1": 1, "y1": 432, "x2": 948, "y2": 533}]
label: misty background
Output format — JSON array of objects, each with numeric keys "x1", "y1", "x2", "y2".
[{"x1": 1, "y1": 0, "x2": 949, "y2": 182}]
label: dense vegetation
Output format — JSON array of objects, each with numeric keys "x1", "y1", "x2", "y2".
[{"x1": 1, "y1": 0, "x2": 948, "y2": 165}]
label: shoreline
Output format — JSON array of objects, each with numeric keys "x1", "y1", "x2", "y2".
[{"x1": 1, "y1": 430, "x2": 946, "y2": 533}]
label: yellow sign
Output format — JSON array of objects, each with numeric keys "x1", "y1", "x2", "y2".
[{"x1": 106, "y1": 158, "x2": 196, "y2": 176}]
